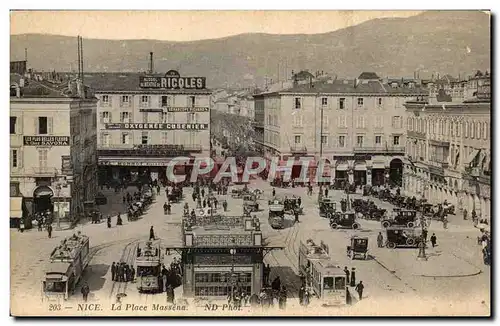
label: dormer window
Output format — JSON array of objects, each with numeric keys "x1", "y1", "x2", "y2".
[{"x1": 391, "y1": 82, "x2": 398, "y2": 88}]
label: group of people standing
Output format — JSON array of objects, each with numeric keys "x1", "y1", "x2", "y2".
[{"x1": 111, "y1": 261, "x2": 135, "y2": 283}]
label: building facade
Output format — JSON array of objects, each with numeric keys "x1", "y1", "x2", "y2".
[
  {"x1": 404, "y1": 71, "x2": 491, "y2": 220},
  {"x1": 172, "y1": 215, "x2": 266, "y2": 299},
  {"x1": 86, "y1": 70, "x2": 212, "y2": 183},
  {"x1": 253, "y1": 73, "x2": 427, "y2": 186},
  {"x1": 10, "y1": 73, "x2": 98, "y2": 226}
]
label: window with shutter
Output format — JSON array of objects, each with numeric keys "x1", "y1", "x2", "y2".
[
  {"x1": 323, "y1": 116, "x2": 329, "y2": 129},
  {"x1": 18, "y1": 149, "x2": 23, "y2": 168},
  {"x1": 11, "y1": 149, "x2": 17, "y2": 168},
  {"x1": 47, "y1": 117, "x2": 53, "y2": 134}
]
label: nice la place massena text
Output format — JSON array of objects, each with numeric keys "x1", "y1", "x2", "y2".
[{"x1": 165, "y1": 156, "x2": 333, "y2": 183}]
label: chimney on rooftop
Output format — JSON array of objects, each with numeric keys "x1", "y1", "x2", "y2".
[{"x1": 149, "y1": 52, "x2": 154, "y2": 74}]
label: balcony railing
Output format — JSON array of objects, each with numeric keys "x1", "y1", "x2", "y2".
[
  {"x1": 32, "y1": 166, "x2": 58, "y2": 176},
  {"x1": 353, "y1": 146, "x2": 405, "y2": 154},
  {"x1": 407, "y1": 130, "x2": 426, "y2": 139},
  {"x1": 98, "y1": 143, "x2": 134, "y2": 150},
  {"x1": 290, "y1": 145, "x2": 307, "y2": 153}
]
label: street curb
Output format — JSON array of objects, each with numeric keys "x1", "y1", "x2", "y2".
[
  {"x1": 372, "y1": 257, "x2": 402, "y2": 280},
  {"x1": 412, "y1": 270, "x2": 483, "y2": 278},
  {"x1": 373, "y1": 257, "x2": 482, "y2": 279}
]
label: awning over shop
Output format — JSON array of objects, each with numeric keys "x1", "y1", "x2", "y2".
[
  {"x1": 354, "y1": 163, "x2": 367, "y2": 171},
  {"x1": 464, "y1": 149, "x2": 480, "y2": 165},
  {"x1": 336, "y1": 163, "x2": 349, "y2": 171},
  {"x1": 34, "y1": 186, "x2": 53, "y2": 198},
  {"x1": 10, "y1": 197, "x2": 23, "y2": 218},
  {"x1": 372, "y1": 162, "x2": 386, "y2": 170},
  {"x1": 98, "y1": 157, "x2": 173, "y2": 167}
]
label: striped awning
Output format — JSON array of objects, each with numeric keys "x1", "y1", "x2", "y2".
[
  {"x1": 372, "y1": 162, "x2": 386, "y2": 169},
  {"x1": 336, "y1": 163, "x2": 348, "y2": 171},
  {"x1": 354, "y1": 163, "x2": 367, "y2": 171},
  {"x1": 10, "y1": 197, "x2": 23, "y2": 218}
]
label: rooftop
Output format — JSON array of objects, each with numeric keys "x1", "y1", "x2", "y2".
[
  {"x1": 272, "y1": 79, "x2": 427, "y2": 96},
  {"x1": 82, "y1": 72, "x2": 212, "y2": 94},
  {"x1": 10, "y1": 73, "x2": 69, "y2": 99}
]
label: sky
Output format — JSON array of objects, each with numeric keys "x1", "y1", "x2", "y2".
[{"x1": 10, "y1": 10, "x2": 422, "y2": 42}]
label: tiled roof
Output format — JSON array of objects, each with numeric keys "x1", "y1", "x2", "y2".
[
  {"x1": 278, "y1": 80, "x2": 427, "y2": 95},
  {"x1": 81, "y1": 72, "x2": 212, "y2": 94},
  {"x1": 10, "y1": 73, "x2": 69, "y2": 99}
]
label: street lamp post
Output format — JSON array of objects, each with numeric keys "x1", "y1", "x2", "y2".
[
  {"x1": 417, "y1": 212, "x2": 428, "y2": 261},
  {"x1": 55, "y1": 184, "x2": 62, "y2": 230},
  {"x1": 229, "y1": 248, "x2": 236, "y2": 304}
]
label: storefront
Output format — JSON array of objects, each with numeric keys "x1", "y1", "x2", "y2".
[
  {"x1": 170, "y1": 215, "x2": 279, "y2": 299},
  {"x1": 10, "y1": 197, "x2": 24, "y2": 228}
]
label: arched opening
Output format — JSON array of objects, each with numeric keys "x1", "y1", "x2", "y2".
[
  {"x1": 389, "y1": 158, "x2": 403, "y2": 187},
  {"x1": 33, "y1": 186, "x2": 54, "y2": 215}
]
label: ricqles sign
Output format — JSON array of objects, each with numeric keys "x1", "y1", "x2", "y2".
[{"x1": 139, "y1": 70, "x2": 206, "y2": 90}]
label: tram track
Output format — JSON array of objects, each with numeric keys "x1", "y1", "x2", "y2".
[{"x1": 108, "y1": 239, "x2": 140, "y2": 300}]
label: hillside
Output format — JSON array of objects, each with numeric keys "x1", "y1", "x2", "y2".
[{"x1": 10, "y1": 11, "x2": 490, "y2": 88}]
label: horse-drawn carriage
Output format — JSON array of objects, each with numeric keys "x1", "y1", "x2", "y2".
[
  {"x1": 346, "y1": 236, "x2": 368, "y2": 260},
  {"x1": 243, "y1": 194, "x2": 259, "y2": 212},
  {"x1": 128, "y1": 202, "x2": 143, "y2": 221},
  {"x1": 168, "y1": 187, "x2": 183, "y2": 203},
  {"x1": 284, "y1": 197, "x2": 303, "y2": 215},
  {"x1": 351, "y1": 199, "x2": 386, "y2": 221},
  {"x1": 268, "y1": 199, "x2": 285, "y2": 229}
]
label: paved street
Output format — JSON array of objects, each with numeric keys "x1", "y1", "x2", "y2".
[{"x1": 11, "y1": 179, "x2": 490, "y2": 316}]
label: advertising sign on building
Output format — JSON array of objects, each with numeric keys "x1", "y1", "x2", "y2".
[
  {"x1": 139, "y1": 70, "x2": 206, "y2": 89},
  {"x1": 98, "y1": 160, "x2": 171, "y2": 167},
  {"x1": 61, "y1": 155, "x2": 72, "y2": 175},
  {"x1": 24, "y1": 136, "x2": 70, "y2": 146},
  {"x1": 105, "y1": 123, "x2": 209, "y2": 130},
  {"x1": 166, "y1": 107, "x2": 210, "y2": 112}
]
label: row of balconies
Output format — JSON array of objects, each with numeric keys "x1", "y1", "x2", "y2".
[
  {"x1": 98, "y1": 143, "x2": 203, "y2": 152},
  {"x1": 288, "y1": 145, "x2": 405, "y2": 154}
]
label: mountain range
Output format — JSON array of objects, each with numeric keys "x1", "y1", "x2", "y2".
[{"x1": 10, "y1": 10, "x2": 490, "y2": 88}]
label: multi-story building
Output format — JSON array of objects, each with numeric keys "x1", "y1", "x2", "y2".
[
  {"x1": 10, "y1": 72, "x2": 98, "y2": 227},
  {"x1": 253, "y1": 72, "x2": 427, "y2": 186},
  {"x1": 85, "y1": 70, "x2": 212, "y2": 183},
  {"x1": 404, "y1": 70, "x2": 491, "y2": 220}
]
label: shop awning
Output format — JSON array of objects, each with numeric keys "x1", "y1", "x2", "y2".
[
  {"x1": 336, "y1": 163, "x2": 348, "y2": 171},
  {"x1": 354, "y1": 163, "x2": 367, "y2": 171},
  {"x1": 464, "y1": 149, "x2": 480, "y2": 165},
  {"x1": 372, "y1": 162, "x2": 386, "y2": 170},
  {"x1": 10, "y1": 197, "x2": 23, "y2": 218}
]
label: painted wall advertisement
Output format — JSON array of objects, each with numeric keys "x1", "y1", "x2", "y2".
[
  {"x1": 24, "y1": 136, "x2": 70, "y2": 146},
  {"x1": 139, "y1": 70, "x2": 206, "y2": 89},
  {"x1": 105, "y1": 123, "x2": 209, "y2": 130}
]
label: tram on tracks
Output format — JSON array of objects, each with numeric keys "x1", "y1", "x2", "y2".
[
  {"x1": 298, "y1": 239, "x2": 347, "y2": 306},
  {"x1": 136, "y1": 240, "x2": 163, "y2": 293},
  {"x1": 42, "y1": 232, "x2": 90, "y2": 301}
]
